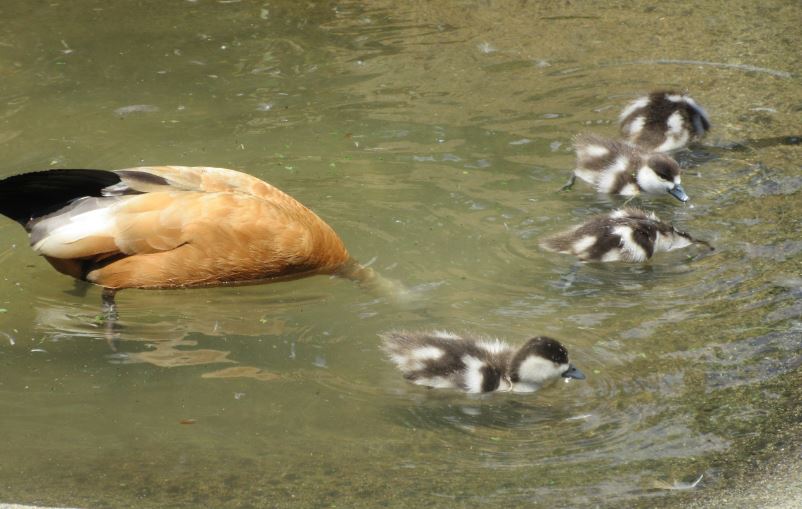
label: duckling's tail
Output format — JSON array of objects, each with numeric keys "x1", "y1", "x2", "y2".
[{"x1": 338, "y1": 258, "x2": 411, "y2": 303}]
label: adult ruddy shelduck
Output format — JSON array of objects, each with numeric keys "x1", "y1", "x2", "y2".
[{"x1": 0, "y1": 165, "x2": 384, "y2": 317}]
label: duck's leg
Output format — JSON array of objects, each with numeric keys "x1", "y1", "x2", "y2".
[
  {"x1": 560, "y1": 173, "x2": 576, "y2": 191},
  {"x1": 101, "y1": 288, "x2": 119, "y2": 351}
]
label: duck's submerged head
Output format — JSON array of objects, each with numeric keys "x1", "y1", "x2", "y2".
[{"x1": 540, "y1": 208, "x2": 713, "y2": 262}]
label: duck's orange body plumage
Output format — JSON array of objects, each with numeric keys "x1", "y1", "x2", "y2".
[{"x1": 0, "y1": 166, "x2": 354, "y2": 290}]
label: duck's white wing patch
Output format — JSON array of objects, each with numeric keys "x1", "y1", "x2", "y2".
[{"x1": 31, "y1": 203, "x2": 118, "y2": 258}]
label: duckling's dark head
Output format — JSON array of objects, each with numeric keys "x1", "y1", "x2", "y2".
[
  {"x1": 672, "y1": 227, "x2": 715, "y2": 252},
  {"x1": 510, "y1": 336, "x2": 585, "y2": 385},
  {"x1": 640, "y1": 154, "x2": 688, "y2": 202}
]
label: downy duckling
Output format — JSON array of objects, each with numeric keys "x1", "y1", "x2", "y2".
[
  {"x1": 540, "y1": 208, "x2": 713, "y2": 262},
  {"x1": 562, "y1": 134, "x2": 689, "y2": 202},
  {"x1": 620, "y1": 91, "x2": 711, "y2": 152},
  {"x1": 381, "y1": 331, "x2": 585, "y2": 394}
]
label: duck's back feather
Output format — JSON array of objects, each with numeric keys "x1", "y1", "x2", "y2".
[{"x1": 1, "y1": 166, "x2": 351, "y2": 289}]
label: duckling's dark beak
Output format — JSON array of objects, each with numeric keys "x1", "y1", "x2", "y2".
[
  {"x1": 562, "y1": 364, "x2": 586, "y2": 380},
  {"x1": 669, "y1": 184, "x2": 689, "y2": 202},
  {"x1": 676, "y1": 230, "x2": 715, "y2": 251}
]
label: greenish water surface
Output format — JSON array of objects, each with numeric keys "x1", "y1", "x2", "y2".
[{"x1": 0, "y1": 1, "x2": 800, "y2": 508}]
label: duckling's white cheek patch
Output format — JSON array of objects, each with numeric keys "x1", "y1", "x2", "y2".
[
  {"x1": 516, "y1": 356, "x2": 560, "y2": 385},
  {"x1": 636, "y1": 167, "x2": 670, "y2": 194}
]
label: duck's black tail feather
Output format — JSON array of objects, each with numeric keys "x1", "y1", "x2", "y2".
[{"x1": 0, "y1": 169, "x2": 120, "y2": 226}]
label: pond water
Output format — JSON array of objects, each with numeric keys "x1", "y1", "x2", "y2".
[{"x1": 0, "y1": 1, "x2": 800, "y2": 508}]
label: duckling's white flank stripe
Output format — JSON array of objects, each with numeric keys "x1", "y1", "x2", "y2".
[
  {"x1": 411, "y1": 346, "x2": 445, "y2": 361},
  {"x1": 579, "y1": 144, "x2": 610, "y2": 158},
  {"x1": 597, "y1": 155, "x2": 629, "y2": 193},
  {"x1": 613, "y1": 225, "x2": 648, "y2": 261},
  {"x1": 624, "y1": 115, "x2": 645, "y2": 136},
  {"x1": 666, "y1": 112, "x2": 684, "y2": 134},
  {"x1": 462, "y1": 355, "x2": 487, "y2": 393},
  {"x1": 619, "y1": 97, "x2": 650, "y2": 121},
  {"x1": 412, "y1": 376, "x2": 456, "y2": 390},
  {"x1": 600, "y1": 249, "x2": 622, "y2": 262},
  {"x1": 572, "y1": 235, "x2": 597, "y2": 254}
]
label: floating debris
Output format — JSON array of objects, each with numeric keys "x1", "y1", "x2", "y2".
[
  {"x1": 653, "y1": 474, "x2": 704, "y2": 490},
  {"x1": 114, "y1": 104, "x2": 160, "y2": 116}
]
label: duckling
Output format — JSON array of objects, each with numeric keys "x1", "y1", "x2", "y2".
[
  {"x1": 540, "y1": 208, "x2": 713, "y2": 262},
  {"x1": 619, "y1": 91, "x2": 710, "y2": 152},
  {"x1": 0, "y1": 166, "x2": 387, "y2": 316},
  {"x1": 381, "y1": 331, "x2": 585, "y2": 394},
  {"x1": 561, "y1": 134, "x2": 688, "y2": 202}
]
